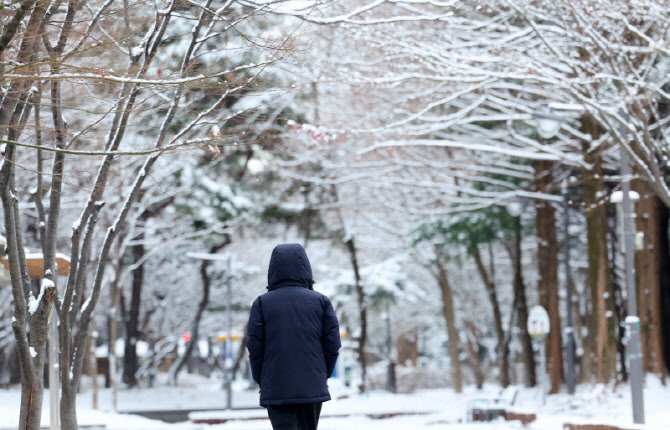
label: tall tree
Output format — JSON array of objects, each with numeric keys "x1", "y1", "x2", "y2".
[
  {"x1": 505, "y1": 216, "x2": 536, "y2": 387},
  {"x1": 534, "y1": 160, "x2": 563, "y2": 392},
  {"x1": 581, "y1": 115, "x2": 617, "y2": 383},
  {"x1": 433, "y1": 246, "x2": 463, "y2": 393},
  {"x1": 633, "y1": 179, "x2": 667, "y2": 378}
]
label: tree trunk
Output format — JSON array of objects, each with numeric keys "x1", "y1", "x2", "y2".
[
  {"x1": 577, "y1": 274, "x2": 594, "y2": 383},
  {"x1": 60, "y1": 384, "x2": 77, "y2": 430},
  {"x1": 464, "y1": 320, "x2": 485, "y2": 389},
  {"x1": 169, "y1": 239, "x2": 230, "y2": 386},
  {"x1": 581, "y1": 114, "x2": 617, "y2": 383},
  {"x1": 122, "y1": 233, "x2": 144, "y2": 387},
  {"x1": 509, "y1": 221, "x2": 536, "y2": 387},
  {"x1": 473, "y1": 247, "x2": 510, "y2": 387},
  {"x1": 345, "y1": 236, "x2": 367, "y2": 393},
  {"x1": 658, "y1": 202, "x2": 670, "y2": 374},
  {"x1": 121, "y1": 195, "x2": 175, "y2": 387},
  {"x1": 109, "y1": 249, "x2": 122, "y2": 411},
  {"x1": 232, "y1": 329, "x2": 248, "y2": 379},
  {"x1": 633, "y1": 179, "x2": 667, "y2": 378},
  {"x1": 21, "y1": 309, "x2": 49, "y2": 430},
  {"x1": 534, "y1": 160, "x2": 564, "y2": 392},
  {"x1": 434, "y1": 251, "x2": 463, "y2": 393},
  {"x1": 3, "y1": 3, "x2": 52, "y2": 428}
]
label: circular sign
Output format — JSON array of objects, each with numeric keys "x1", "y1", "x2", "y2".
[{"x1": 527, "y1": 306, "x2": 550, "y2": 338}]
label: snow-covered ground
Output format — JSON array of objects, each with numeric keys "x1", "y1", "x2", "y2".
[{"x1": 1, "y1": 376, "x2": 669, "y2": 429}]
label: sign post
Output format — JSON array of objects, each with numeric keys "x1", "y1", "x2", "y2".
[{"x1": 528, "y1": 305, "x2": 550, "y2": 406}]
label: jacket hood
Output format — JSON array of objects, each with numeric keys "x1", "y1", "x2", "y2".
[{"x1": 267, "y1": 243, "x2": 314, "y2": 291}]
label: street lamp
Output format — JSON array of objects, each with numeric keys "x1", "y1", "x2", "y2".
[
  {"x1": 534, "y1": 105, "x2": 645, "y2": 422},
  {"x1": 610, "y1": 155, "x2": 645, "y2": 424},
  {"x1": 505, "y1": 200, "x2": 524, "y2": 217},
  {"x1": 531, "y1": 107, "x2": 580, "y2": 396},
  {"x1": 536, "y1": 113, "x2": 562, "y2": 139}
]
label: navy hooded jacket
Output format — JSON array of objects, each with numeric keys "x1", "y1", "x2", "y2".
[{"x1": 246, "y1": 243, "x2": 341, "y2": 406}]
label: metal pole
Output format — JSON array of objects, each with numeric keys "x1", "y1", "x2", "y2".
[
  {"x1": 620, "y1": 149, "x2": 645, "y2": 424},
  {"x1": 540, "y1": 338, "x2": 546, "y2": 406},
  {"x1": 225, "y1": 256, "x2": 233, "y2": 410},
  {"x1": 562, "y1": 181, "x2": 576, "y2": 395},
  {"x1": 49, "y1": 306, "x2": 60, "y2": 430},
  {"x1": 384, "y1": 300, "x2": 393, "y2": 392}
]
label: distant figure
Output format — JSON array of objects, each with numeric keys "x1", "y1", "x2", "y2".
[{"x1": 246, "y1": 243, "x2": 341, "y2": 430}]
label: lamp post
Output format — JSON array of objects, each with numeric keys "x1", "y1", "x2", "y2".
[
  {"x1": 610, "y1": 150, "x2": 645, "y2": 424},
  {"x1": 532, "y1": 108, "x2": 579, "y2": 395},
  {"x1": 561, "y1": 178, "x2": 577, "y2": 395}
]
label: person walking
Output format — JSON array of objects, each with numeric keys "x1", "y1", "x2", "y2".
[{"x1": 246, "y1": 243, "x2": 341, "y2": 430}]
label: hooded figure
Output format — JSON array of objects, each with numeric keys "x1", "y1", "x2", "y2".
[{"x1": 246, "y1": 243, "x2": 341, "y2": 429}]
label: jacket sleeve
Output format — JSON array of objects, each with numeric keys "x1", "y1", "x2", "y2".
[
  {"x1": 321, "y1": 297, "x2": 341, "y2": 378},
  {"x1": 246, "y1": 297, "x2": 265, "y2": 385}
]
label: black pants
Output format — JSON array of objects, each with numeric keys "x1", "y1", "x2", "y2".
[{"x1": 267, "y1": 402, "x2": 322, "y2": 430}]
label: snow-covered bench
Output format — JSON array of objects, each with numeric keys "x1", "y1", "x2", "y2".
[{"x1": 466, "y1": 387, "x2": 519, "y2": 422}]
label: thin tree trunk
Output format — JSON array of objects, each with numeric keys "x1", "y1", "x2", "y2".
[
  {"x1": 232, "y1": 329, "x2": 248, "y2": 379},
  {"x1": 123, "y1": 194, "x2": 175, "y2": 387},
  {"x1": 434, "y1": 248, "x2": 463, "y2": 393},
  {"x1": 1, "y1": 3, "x2": 51, "y2": 427},
  {"x1": 473, "y1": 247, "x2": 510, "y2": 387},
  {"x1": 508, "y1": 221, "x2": 536, "y2": 387},
  {"x1": 464, "y1": 320, "x2": 485, "y2": 389},
  {"x1": 109, "y1": 246, "x2": 122, "y2": 411},
  {"x1": 345, "y1": 236, "x2": 367, "y2": 393},
  {"x1": 169, "y1": 239, "x2": 230, "y2": 386}
]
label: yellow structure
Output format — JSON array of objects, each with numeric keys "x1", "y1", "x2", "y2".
[{"x1": 0, "y1": 252, "x2": 70, "y2": 278}]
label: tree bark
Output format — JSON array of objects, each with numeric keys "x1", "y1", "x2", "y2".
[
  {"x1": 508, "y1": 221, "x2": 536, "y2": 387},
  {"x1": 581, "y1": 114, "x2": 617, "y2": 383},
  {"x1": 345, "y1": 236, "x2": 367, "y2": 393},
  {"x1": 109, "y1": 246, "x2": 123, "y2": 411},
  {"x1": 464, "y1": 320, "x2": 485, "y2": 389},
  {"x1": 434, "y1": 249, "x2": 463, "y2": 393},
  {"x1": 2, "y1": 13, "x2": 53, "y2": 419},
  {"x1": 534, "y1": 160, "x2": 564, "y2": 392},
  {"x1": 658, "y1": 202, "x2": 670, "y2": 374},
  {"x1": 473, "y1": 247, "x2": 510, "y2": 387},
  {"x1": 633, "y1": 179, "x2": 667, "y2": 378},
  {"x1": 232, "y1": 329, "x2": 249, "y2": 379},
  {"x1": 122, "y1": 232, "x2": 144, "y2": 387},
  {"x1": 435, "y1": 246, "x2": 463, "y2": 393}
]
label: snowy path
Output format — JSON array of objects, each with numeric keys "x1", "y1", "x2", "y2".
[{"x1": 0, "y1": 378, "x2": 669, "y2": 429}]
